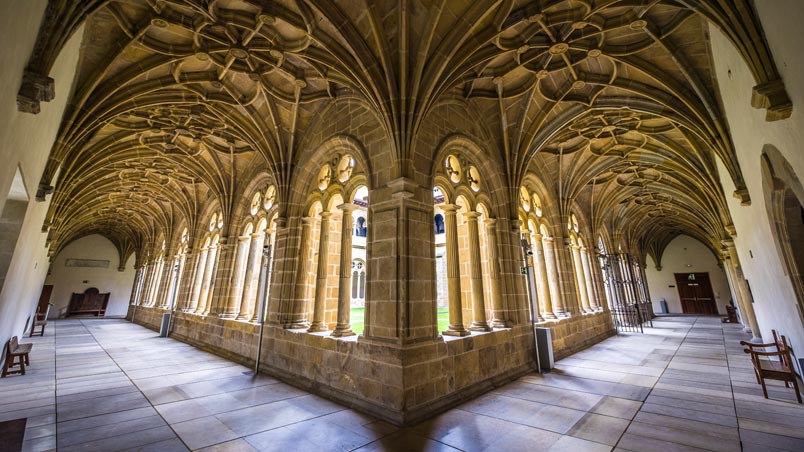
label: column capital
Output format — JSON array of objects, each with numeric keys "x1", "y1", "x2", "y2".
[
  {"x1": 237, "y1": 235, "x2": 251, "y2": 243},
  {"x1": 300, "y1": 216, "x2": 317, "y2": 227},
  {"x1": 440, "y1": 203, "x2": 460, "y2": 214},
  {"x1": 250, "y1": 232, "x2": 263, "y2": 240},
  {"x1": 483, "y1": 218, "x2": 497, "y2": 227},
  {"x1": 463, "y1": 211, "x2": 481, "y2": 219},
  {"x1": 337, "y1": 202, "x2": 359, "y2": 213},
  {"x1": 319, "y1": 211, "x2": 333, "y2": 220}
]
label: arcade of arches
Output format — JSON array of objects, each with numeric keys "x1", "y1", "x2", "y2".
[{"x1": 2, "y1": 0, "x2": 804, "y2": 428}]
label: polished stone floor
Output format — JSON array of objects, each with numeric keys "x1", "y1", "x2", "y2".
[{"x1": 2, "y1": 316, "x2": 804, "y2": 451}]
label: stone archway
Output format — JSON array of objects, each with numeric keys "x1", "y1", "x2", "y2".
[{"x1": 762, "y1": 145, "x2": 804, "y2": 321}]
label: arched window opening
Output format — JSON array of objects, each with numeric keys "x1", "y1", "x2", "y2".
[
  {"x1": 306, "y1": 180, "x2": 369, "y2": 337},
  {"x1": 433, "y1": 189, "x2": 450, "y2": 333}
]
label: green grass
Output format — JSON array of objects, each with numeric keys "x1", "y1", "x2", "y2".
[{"x1": 349, "y1": 307, "x2": 450, "y2": 335}]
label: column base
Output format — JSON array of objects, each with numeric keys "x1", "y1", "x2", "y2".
[
  {"x1": 542, "y1": 312, "x2": 558, "y2": 320},
  {"x1": 469, "y1": 322, "x2": 492, "y2": 332},
  {"x1": 235, "y1": 313, "x2": 252, "y2": 321},
  {"x1": 307, "y1": 322, "x2": 328, "y2": 333},
  {"x1": 214, "y1": 312, "x2": 238, "y2": 319},
  {"x1": 443, "y1": 325, "x2": 470, "y2": 337},
  {"x1": 331, "y1": 325, "x2": 355, "y2": 337},
  {"x1": 491, "y1": 319, "x2": 513, "y2": 328},
  {"x1": 286, "y1": 321, "x2": 311, "y2": 329}
]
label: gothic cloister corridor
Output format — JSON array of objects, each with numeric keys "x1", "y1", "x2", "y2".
[{"x1": 3, "y1": 315, "x2": 803, "y2": 452}]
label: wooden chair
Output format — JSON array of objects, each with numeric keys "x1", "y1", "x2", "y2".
[
  {"x1": 1, "y1": 336, "x2": 32, "y2": 378},
  {"x1": 30, "y1": 303, "x2": 52, "y2": 337},
  {"x1": 742, "y1": 333, "x2": 802, "y2": 403}
]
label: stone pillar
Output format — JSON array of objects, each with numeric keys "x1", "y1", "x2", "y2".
[
  {"x1": 543, "y1": 237, "x2": 567, "y2": 317},
  {"x1": 484, "y1": 219, "x2": 506, "y2": 327},
  {"x1": 332, "y1": 204, "x2": 357, "y2": 337},
  {"x1": 465, "y1": 212, "x2": 491, "y2": 331},
  {"x1": 176, "y1": 250, "x2": 198, "y2": 312},
  {"x1": 237, "y1": 232, "x2": 266, "y2": 320},
  {"x1": 580, "y1": 247, "x2": 599, "y2": 310},
  {"x1": 288, "y1": 217, "x2": 315, "y2": 329},
  {"x1": 207, "y1": 237, "x2": 235, "y2": 316},
  {"x1": 195, "y1": 242, "x2": 218, "y2": 315},
  {"x1": 219, "y1": 235, "x2": 252, "y2": 319},
  {"x1": 722, "y1": 240, "x2": 761, "y2": 339},
  {"x1": 188, "y1": 247, "x2": 208, "y2": 313},
  {"x1": 570, "y1": 244, "x2": 592, "y2": 313},
  {"x1": 309, "y1": 211, "x2": 332, "y2": 332},
  {"x1": 361, "y1": 178, "x2": 439, "y2": 343},
  {"x1": 146, "y1": 261, "x2": 162, "y2": 307},
  {"x1": 530, "y1": 232, "x2": 556, "y2": 319},
  {"x1": 591, "y1": 254, "x2": 609, "y2": 311},
  {"x1": 252, "y1": 229, "x2": 275, "y2": 322},
  {"x1": 157, "y1": 259, "x2": 174, "y2": 308},
  {"x1": 129, "y1": 266, "x2": 144, "y2": 306},
  {"x1": 442, "y1": 204, "x2": 469, "y2": 336},
  {"x1": 140, "y1": 264, "x2": 154, "y2": 306}
]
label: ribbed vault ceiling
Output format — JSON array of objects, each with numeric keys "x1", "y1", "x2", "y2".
[{"x1": 29, "y1": 0, "x2": 789, "y2": 266}]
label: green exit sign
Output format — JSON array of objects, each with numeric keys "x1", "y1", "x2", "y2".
[{"x1": 520, "y1": 266, "x2": 528, "y2": 275}]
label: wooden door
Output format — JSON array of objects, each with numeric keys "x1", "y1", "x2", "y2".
[{"x1": 674, "y1": 273, "x2": 718, "y2": 315}]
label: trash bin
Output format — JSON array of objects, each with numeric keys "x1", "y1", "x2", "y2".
[
  {"x1": 534, "y1": 327, "x2": 554, "y2": 371},
  {"x1": 159, "y1": 313, "x2": 171, "y2": 337}
]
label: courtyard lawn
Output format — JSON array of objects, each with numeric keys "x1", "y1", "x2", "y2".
[{"x1": 349, "y1": 307, "x2": 450, "y2": 335}]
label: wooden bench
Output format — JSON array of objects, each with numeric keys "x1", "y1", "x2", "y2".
[
  {"x1": 742, "y1": 331, "x2": 802, "y2": 403},
  {"x1": 1, "y1": 336, "x2": 32, "y2": 378},
  {"x1": 30, "y1": 303, "x2": 52, "y2": 337}
]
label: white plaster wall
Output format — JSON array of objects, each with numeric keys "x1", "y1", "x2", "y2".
[
  {"x1": 45, "y1": 235, "x2": 135, "y2": 318},
  {"x1": 0, "y1": 3, "x2": 84, "y2": 344},
  {"x1": 645, "y1": 235, "x2": 731, "y2": 315},
  {"x1": 709, "y1": 0, "x2": 804, "y2": 357}
]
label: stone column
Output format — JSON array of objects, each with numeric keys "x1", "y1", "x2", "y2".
[
  {"x1": 543, "y1": 237, "x2": 567, "y2": 317},
  {"x1": 237, "y1": 232, "x2": 266, "y2": 320},
  {"x1": 484, "y1": 219, "x2": 506, "y2": 328},
  {"x1": 195, "y1": 242, "x2": 218, "y2": 315},
  {"x1": 580, "y1": 247, "x2": 599, "y2": 310},
  {"x1": 591, "y1": 254, "x2": 609, "y2": 311},
  {"x1": 219, "y1": 235, "x2": 251, "y2": 319},
  {"x1": 157, "y1": 259, "x2": 174, "y2": 308},
  {"x1": 253, "y1": 229, "x2": 275, "y2": 322},
  {"x1": 288, "y1": 217, "x2": 315, "y2": 329},
  {"x1": 140, "y1": 264, "x2": 154, "y2": 306},
  {"x1": 442, "y1": 204, "x2": 469, "y2": 336},
  {"x1": 465, "y1": 212, "x2": 491, "y2": 331},
  {"x1": 129, "y1": 266, "x2": 143, "y2": 306},
  {"x1": 571, "y1": 244, "x2": 592, "y2": 313},
  {"x1": 722, "y1": 240, "x2": 761, "y2": 339},
  {"x1": 309, "y1": 212, "x2": 332, "y2": 332},
  {"x1": 332, "y1": 204, "x2": 357, "y2": 337},
  {"x1": 174, "y1": 248, "x2": 195, "y2": 311},
  {"x1": 146, "y1": 262, "x2": 161, "y2": 307},
  {"x1": 162, "y1": 259, "x2": 179, "y2": 309},
  {"x1": 188, "y1": 247, "x2": 208, "y2": 313},
  {"x1": 530, "y1": 231, "x2": 556, "y2": 319}
]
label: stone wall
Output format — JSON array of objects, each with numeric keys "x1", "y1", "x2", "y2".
[
  {"x1": 538, "y1": 311, "x2": 616, "y2": 361},
  {"x1": 128, "y1": 304, "x2": 613, "y2": 425}
]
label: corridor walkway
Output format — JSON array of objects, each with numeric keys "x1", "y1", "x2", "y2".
[{"x1": 1, "y1": 316, "x2": 803, "y2": 451}]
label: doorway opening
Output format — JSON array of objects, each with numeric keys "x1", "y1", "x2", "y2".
[{"x1": 674, "y1": 272, "x2": 718, "y2": 315}]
